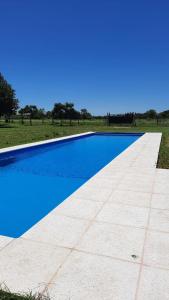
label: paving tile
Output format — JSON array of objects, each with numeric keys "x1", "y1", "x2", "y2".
[
  {"x1": 108, "y1": 160, "x2": 132, "y2": 167},
  {"x1": 126, "y1": 167, "x2": 156, "y2": 176},
  {"x1": 156, "y1": 169, "x2": 169, "y2": 179},
  {"x1": 96, "y1": 202, "x2": 149, "y2": 228},
  {"x1": 54, "y1": 197, "x2": 103, "y2": 220},
  {"x1": 153, "y1": 170, "x2": 169, "y2": 194},
  {"x1": 47, "y1": 250, "x2": 139, "y2": 300},
  {"x1": 144, "y1": 231, "x2": 169, "y2": 269},
  {"x1": 118, "y1": 175, "x2": 154, "y2": 193},
  {"x1": 132, "y1": 160, "x2": 157, "y2": 168},
  {"x1": 46, "y1": 293, "x2": 68, "y2": 300},
  {"x1": 137, "y1": 266, "x2": 169, "y2": 300},
  {"x1": 23, "y1": 214, "x2": 89, "y2": 248},
  {"x1": 76, "y1": 221, "x2": 145, "y2": 263},
  {"x1": 0, "y1": 239, "x2": 70, "y2": 293},
  {"x1": 123, "y1": 173, "x2": 155, "y2": 182},
  {"x1": 149, "y1": 208, "x2": 169, "y2": 232},
  {"x1": 85, "y1": 177, "x2": 119, "y2": 190},
  {"x1": 72, "y1": 185, "x2": 113, "y2": 202},
  {"x1": 153, "y1": 180, "x2": 169, "y2": 195},
  {"x1": 94, "y1": 169, "x2": 124, "y2": 181},
  {"x1": 108, "y1": 190, "x2": 151, "y2": 207},
  {"x1": 151, "y1": 193, "x2": 169, "y2": 210},
  {"x1": 0, "y1": 235, "x2": 13, "y2": 249}
]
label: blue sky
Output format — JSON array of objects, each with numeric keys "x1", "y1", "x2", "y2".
[{"x1": 0, "y1": 0, "x2": 169, "y2": 115}]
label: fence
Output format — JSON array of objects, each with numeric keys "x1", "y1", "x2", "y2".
[{"x1": 107, "y1": 113, "x2": 135, "y2": 126}]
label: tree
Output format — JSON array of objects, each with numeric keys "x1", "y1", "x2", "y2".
[
  {"x1": 51, "y1": 102, "x2": 81, "y2": 125},
  {"x1": 19, "y1": 105, "x2": 38, "y2": 125},
  {"x1": 46, "y1": 111, "x2": 52, "y2": 119},
  {"x1": 73, "y1": 110, "x2": 81, "y2": 124},
  {"x1": 80, "y1": 108, "x2": 92, "y2": 119},
  {"x1": 144, "y1": 109, "x2": 157, "y2": 119},
  {"x1": 159, "y1": 110, "x2": 169, "y2": 118},
  {"x1": 37, "y1": 108, "x2": 46, "y2": 124},
  {"x1": 18, "y1": 108, "x2": 25, "y2": 124},
  {"x1": 64, "y1": 102, "x2": 75, "y2": 125},
  {"x1": 0, "y1": 73, "x2": 19, "y2": 122},
  {"x1": 52, "y1": 103, "x2": 66, "y2": 125}
]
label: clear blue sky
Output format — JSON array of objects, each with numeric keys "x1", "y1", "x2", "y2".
[{"x1": 0, "y1": 0, "x2": 169, "y2": 115}]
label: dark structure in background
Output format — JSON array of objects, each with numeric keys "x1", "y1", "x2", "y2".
[{"x1": 107, "y1": 113, "x2": 136, "y2": 126}]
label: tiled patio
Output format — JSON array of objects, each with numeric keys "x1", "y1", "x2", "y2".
[{"x1": 1, "y1": 132, "x2": 169, "y2": 299}]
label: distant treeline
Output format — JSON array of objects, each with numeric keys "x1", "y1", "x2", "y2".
[
  {"x1": 135, "y1": 109, "x2": 169, "y2": 119},
  {"x1": 0, "y1": 72, "x2": 169, "y2": 126},
  {"x1": 107, "y1": 109, "x2": 169, "y2": 125},
  {"x1": 18, "y1": 103, "x2": 92, "y2": 125},
  {"x1": 0, "y1": 72, "x2": 92, "y2": 125}
]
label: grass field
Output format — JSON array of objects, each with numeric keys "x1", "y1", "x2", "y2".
[
  {"x1": 0, "y1": 119, "x2": 168, "y2": 169},
  {"x1": 0, "y1": 289, "x2": 49, "y2": 300}
]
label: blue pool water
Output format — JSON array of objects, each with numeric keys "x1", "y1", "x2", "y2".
[{"x1": 0, "y1": 133, "x2": 142, "y2": 238}]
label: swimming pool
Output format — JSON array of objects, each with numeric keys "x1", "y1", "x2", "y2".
[{"x1": 0, "y1": 132, "x2": 142, "y2": 238}]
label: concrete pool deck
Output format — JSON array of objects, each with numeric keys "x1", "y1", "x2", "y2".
[{"x1": 0, "y1": 132, "x2": 169, "y2": 299}]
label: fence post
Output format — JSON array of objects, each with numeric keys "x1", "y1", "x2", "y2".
[
  {"x1": 156, "y1": 116, "x2": 159, "y2": 126},
  {"x1": 107, "y1": 113, "x2": 110, "y2": 126}
]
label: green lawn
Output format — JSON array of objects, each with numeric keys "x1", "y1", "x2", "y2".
[
  {"x1": 0, "y1": 119, "x2": 168, "y2": 168},
  {"x1": 0, "y1": 290, "x2": 49, "y2": 300}
]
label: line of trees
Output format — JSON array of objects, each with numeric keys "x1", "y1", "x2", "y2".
[
  {"x1": 108, "y1": 109, "x2": 169, "y2": 121},
  {"x1": 51, "y1": 103, "x2": 92, "y2": 125},
  {"x1": 0, "y1": 72, "x2": 92, "y2": 125},
  {"x1": 136, "y1": 109, "x2": 169, "y2": 119},
  {"x1": 19, "y1": 106, "x2": 46, "y2": 125},
  {"x1": 1, "y1": 72, "x2": 169, "y2": 125},
  {"x1": 107, "y1": 109, "x2": 169, "y2": 126},
  {"x1": 135, "y1": 109, "x2": 169, "y2": 125},
  {"x1": 18, "y1": 103, "x2": 92, "y2": 125}
]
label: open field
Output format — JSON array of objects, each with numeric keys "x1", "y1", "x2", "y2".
[{"x1": 0, "y1": 119, "x2": 168, "y2": 168}]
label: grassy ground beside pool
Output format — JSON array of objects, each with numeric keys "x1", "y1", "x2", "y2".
[
  {"x1": 0, "y1": 290, "x2": 49, "y2": 300},
  {"x1": 0, "y1": 120, "x2": 168, "y2": 168}
]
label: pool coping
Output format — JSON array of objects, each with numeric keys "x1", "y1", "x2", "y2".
[{"x1": 1, "y1": 131, "x2": 168, "y2": 300}]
